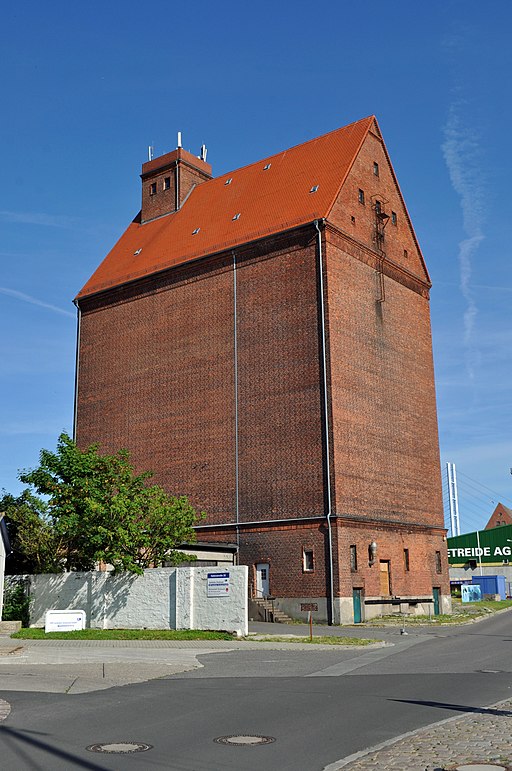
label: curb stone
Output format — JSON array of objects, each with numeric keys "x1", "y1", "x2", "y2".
[{"x1": 323, "y1": 696, "x2": 512, "y2": 771}]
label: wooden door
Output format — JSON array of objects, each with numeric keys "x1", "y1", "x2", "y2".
[{"x1": 379, "y1": 560, "x2": 391, "y2": 596}]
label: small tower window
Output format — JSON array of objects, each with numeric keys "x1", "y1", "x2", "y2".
[
  {"x1": 404, "y1": 249, "x2": 408, "y2": 259},
  {"x1": 373, "y1": 161, "x2": 379, "y2": 176},
  {"x1": 358, "y1": 189, "x2": 365, "y2": 205},
  {"x1": 404, "y1": 548, "x2": 410, "y2": 572},
  {"x1": 350, "y1": 545, "x2": 358, "y2": 572},
  {"x1": 150, "y1": 182, "x2": 157, "y2": 196},
  {"x1": 391, "y1": 211, "x2": 397, "y2": 225},
  {"x1": 163, "y1": 177, "x2": 171, "y2": 190},
  {"x1": 435, "y1": 551, "x2": 442, "y2": 574}
]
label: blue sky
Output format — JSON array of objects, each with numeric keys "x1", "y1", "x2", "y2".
[{"x1": 1, "y1": 0, "x2": 511, "y2": 532}]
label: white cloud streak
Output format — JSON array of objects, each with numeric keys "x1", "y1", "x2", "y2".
[
  {"x1": 0, "y1": 287, "x2": 75, "y2": 318},
  {"x1": 441, "y1": 103, "x2": 486, "y2": 381},
  {"x1": 0, "y1": 210, "x2": 76, "y2": 229}
]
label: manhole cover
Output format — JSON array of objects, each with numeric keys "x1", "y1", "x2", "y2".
[
  {"x1": 86, "y1": 742, "x2": 152, "y2": 754},
  {"x1": 214, "y1": 735, "x2": 275, "y2": 746},
  {"x1": 448, "y1": 764, "x2": 510, "y2": 770}
]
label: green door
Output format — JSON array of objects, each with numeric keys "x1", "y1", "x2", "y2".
[
  {"x1": 433, "y1": 587, "x2": 440, "y2": 616},
  {"x1": 353, "y1": 588, "x2": 363, "y2": 624}
]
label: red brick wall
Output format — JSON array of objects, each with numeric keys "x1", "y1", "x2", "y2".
[
  {"x1": 77, "y1": 255, "x2": 237, "y2": 522},
  {"x1": 76, "y1": 229, "x2": 326, "y2": 528},
  {"x1": 325, "y1": 129, "x2": 444, "y2": 532},
  {"x1": 336, "y1": 522, "x2": 450, "y2": 598},
  {"x1": 238, "y1": 522, "x2": 329, "y2": 598},
  {"x1": 235, "y1": 232, "x2": 325, "y2": 522}
]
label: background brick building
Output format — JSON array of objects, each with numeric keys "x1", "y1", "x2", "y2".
[{"x1": 75, "y1": 116, "x2": 451, "y2": 623}]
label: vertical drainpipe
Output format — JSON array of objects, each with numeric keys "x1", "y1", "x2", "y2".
[
  {"x1": 233, "y1": 252, "x2": 240, "y2": 560},
  {"x1": 72, "y1": 300, "x2": 81, "y2": 442},
  {"x1": 315, "y1": 219, "x2": 335, "y2": 625},
  {"x1": 175, "y1": 159, "x2": 180, "y2": 211}
]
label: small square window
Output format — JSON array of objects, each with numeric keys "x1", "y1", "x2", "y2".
[
  {"x1": 358, "y1": 189, "x2": 365, "y2": 205},
  {"x1": 303, "y1": 549, "x2": 314, "y2": 572},
  {"x1": 163, "y1": 177, "x2": 171, "y2": 190},
  {"x1": 373, "y1": 161, "x2": 379, "y2": 176},
  {"x1": 351, "y1": 216, "x2": 356, "y2": 224},
  {"x1": 391, "y1": 211, "x2": 397, "y2": 225},
  {"x1": 150, "y1": 182, "x2": 157, "y2": 196},
  {"x1": 404, "y1": 548, "x2": 410, "y2": 572},
  {"x1": 435, "y1": 551, "x2": 442, "y2": 574},
  {"x1": 350, "y1": 545, "x2": 358, "y2": 572}
]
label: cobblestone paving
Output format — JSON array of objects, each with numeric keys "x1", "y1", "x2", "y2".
[
  {"x1": 333, "y1": 699, "x2": 512, "y2": 770},
  {"x1": 0, "y1": 699, "x2": 11, "y2": 723}
]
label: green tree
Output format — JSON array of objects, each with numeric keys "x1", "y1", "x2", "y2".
[
  {"x1": 12, "y1": 432, "x2": 201, "y2": 574},
  {"x1": 1, "y1": 489, "x2": 61, "y2": 574}
]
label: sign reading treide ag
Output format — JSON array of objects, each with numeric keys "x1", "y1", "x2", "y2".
[{"x1": 448, "y1": 524, "x2": 512, "y2": 566}]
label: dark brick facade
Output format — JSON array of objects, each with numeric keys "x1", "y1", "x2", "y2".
[{"x1": 75, "y1": 121, "x2": 450, "y2": 622}]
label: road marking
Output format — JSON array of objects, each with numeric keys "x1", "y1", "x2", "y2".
[{"x1": 306, "y1": 636, "x2": 427, "y2": 677}]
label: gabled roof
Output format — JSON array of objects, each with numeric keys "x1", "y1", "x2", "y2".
[{"x1": 77, "y1": 116, "x2": 376, "y2": 299}]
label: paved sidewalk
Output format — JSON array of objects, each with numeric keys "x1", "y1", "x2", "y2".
[{"x1": 327, "y1": 697, "x2": 512, "y2": 770}]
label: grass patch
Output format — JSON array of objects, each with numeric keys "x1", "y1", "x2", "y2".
[
  {"x1": 251, "y1": 635, "x2": 377, "y2": 646},
  {"x1": 12, "y1": 628, "x2": 235, "y2": 641},
  {"x1": 364, "y1": 599, "x2": 512, "y2": 625}
]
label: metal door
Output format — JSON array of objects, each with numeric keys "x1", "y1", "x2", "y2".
[
  {"x1": 353, "y1": 588, "x2": 363, "y2": 623},
  {"x1": 256, "y1": 563, "x2": 270, "y2": 598},
  {"x1": 433, "y1": 587, "x2": 440, "y2": 615}
]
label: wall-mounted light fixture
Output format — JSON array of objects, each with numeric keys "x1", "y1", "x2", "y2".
[{"x1": 368, "y1": 541, "x2": 377, "y2": 567}]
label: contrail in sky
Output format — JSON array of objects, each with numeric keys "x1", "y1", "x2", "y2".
[
  {"x1": 441, "y1": 102, "x2": 485, "y2": 381},
  {"x1": 0, "y1": 287, "x2": 75, "y2": 318}
]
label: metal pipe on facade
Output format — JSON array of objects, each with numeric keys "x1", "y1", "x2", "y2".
[
  {"x1": 72, "y1": 301, "x2": 81, "y2": 442},
  {"x1": 233, "y1": 251, "x2": 240, "y2": 559},
  {"x1": 315, "y1": 219, "x2": 335, "y2": 625}
]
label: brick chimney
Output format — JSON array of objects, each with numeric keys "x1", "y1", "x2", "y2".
[{"x1": 140, "y1": 147, "x2": 212, "y2": 223}]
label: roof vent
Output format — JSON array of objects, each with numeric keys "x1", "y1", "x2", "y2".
[
  {"x1": 264, "y1": 163, "x2": 271, "y2": 170},
  {"x1": 192, "y1": 228, "x2": 200, "y2": 235},
  {"x1": 225, "y1": 178, "x2": 233, "y2": 185},
  {"x1": 232, "y1": 213, "x2": 241, "y2": 221},
  {"x1": 310, "y1": 185, "x2": 319, "y2": 193},
  {"x1": 133, "y1": 248, "x2": 142, "y2": 255}
]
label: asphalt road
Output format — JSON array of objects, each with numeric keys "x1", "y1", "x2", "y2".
[{"x1": 1, "y1": 614, "x2": 512, "y2": 770}]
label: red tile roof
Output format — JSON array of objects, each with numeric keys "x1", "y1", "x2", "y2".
[{"x1": 77, "y1": 116, "x2": 375, "y2": 299}]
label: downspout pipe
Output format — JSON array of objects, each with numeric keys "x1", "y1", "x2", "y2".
[
  {"x1": 233, "y1": 251, "x2": 240, "y2": 561},
  {"x1": 315, "y1": 219, "x2": 335, "y2": 625},
  {"x1": 72, "y1": 300, "x2": 81, "y2": 442}
]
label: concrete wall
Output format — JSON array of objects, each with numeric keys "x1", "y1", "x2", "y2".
[{"x1": 25, "y1": 566, "x2": 248, "y2": 636}]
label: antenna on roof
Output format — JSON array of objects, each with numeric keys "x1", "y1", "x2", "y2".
[
  {"x1": 177, "y1": 131, "x2": 182, "y2": 149},
  {"x1": 148, "y1": 145, "x2": 154, "y2": 161},
  {"x1": 200, "y1": 144, "x2": 208, "y2": 162}
]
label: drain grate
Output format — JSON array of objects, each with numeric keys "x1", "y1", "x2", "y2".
[
  {"x1": 86, "y1": 742, "x2": 152, "y2": 754},
  {"x1": 214, "y1": 735, "x2": 275, "y2": 746}
]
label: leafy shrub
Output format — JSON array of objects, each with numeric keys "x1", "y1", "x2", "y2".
[{"x1": 2, "y1": 579, "x2": 29, "y2": 627}]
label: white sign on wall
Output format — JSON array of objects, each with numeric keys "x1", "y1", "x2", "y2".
[
  {"x1": 207, "y1": 572, "x2": 230, "y2": 597},
  {"x1": 45, "y1": 609, "x2": 86, "y2": 633}
]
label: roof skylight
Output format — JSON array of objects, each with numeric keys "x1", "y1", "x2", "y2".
[
  {"x1": 264, "y1": 163, "x2": 271, "y2": 170},
  {"x1": 310, "y1": 185, "x2": 319, "y2": 193},
  {"x1": 192, "y1": 228, "x2": 200, "y2": 235},
  {"x1": 225, "y1": 178, "x2": 232, "y2": 185},
  {"x1": 232, "y1": 213, "x2": 241, "y2": 221},
  {"x1": 133, "y1": 248, "x2": 142, "y2": 255}
]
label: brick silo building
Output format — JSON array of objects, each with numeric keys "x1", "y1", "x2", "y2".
[{"x1": 74, "y1": 116, "x2": 450, "y2": 623}]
